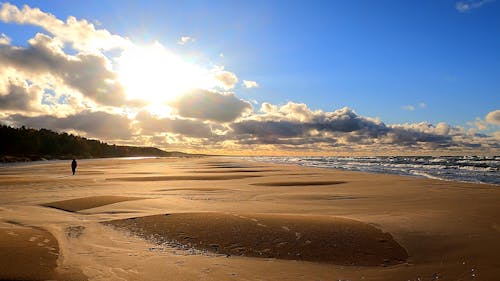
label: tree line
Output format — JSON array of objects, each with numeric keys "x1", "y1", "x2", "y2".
[{"x1": 0, "y1": 125, "x2": 188, "y2": 162}]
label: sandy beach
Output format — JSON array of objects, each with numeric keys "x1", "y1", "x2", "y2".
[{"x1": 0, "y1": 157, "x2": 499, "y2": 281}]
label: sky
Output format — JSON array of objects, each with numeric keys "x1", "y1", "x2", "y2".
[{"x1": 0, "y1": 0, "x2": 498, "y2": 155}]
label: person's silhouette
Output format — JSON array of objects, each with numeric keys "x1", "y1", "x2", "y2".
[{"x1": 71, "y1": 159, "x2": 77, "y2": 175}]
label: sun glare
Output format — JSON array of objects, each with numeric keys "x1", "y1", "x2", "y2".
[{"x1": 117, "y1": 43, "x2": 215, "y2": 103}]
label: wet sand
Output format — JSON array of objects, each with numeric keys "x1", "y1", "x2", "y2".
[
  {"x1": 0, "y1": 157, "x2": 498, "y2": 280},
  {"x1": 104, "y1": 212, "x2": 408, "y2": 266}
]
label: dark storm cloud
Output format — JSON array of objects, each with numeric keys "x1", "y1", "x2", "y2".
[
  {"x1": 172, "y1": 89, "x2": 252, "y2": 122},
  {"x1": 231, "y1": 107, "x2": 386, "y2": 144},
  {"x1": 232, "y1": 120, "x2": 307, "y2": 139},
  {"x1": 314, "y1": 107, "x2": 382, "y2": 132},
  {"x1": 236, "y1": 136, "x2": 337, "y2": 146},
  {"x1": 228, "y1": 105, "x2": 459, "y2": 148},
  {"x1": 386, "y1": 127, "x2": 452, "y2": 147}
]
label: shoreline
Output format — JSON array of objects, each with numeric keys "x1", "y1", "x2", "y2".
[{"x1": 0, "y1": 157, "x2": 499, "y2": 280}]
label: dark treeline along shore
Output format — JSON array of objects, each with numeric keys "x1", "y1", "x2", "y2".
[{"x1": 0, "y1": 125, "x2": 195, "y2": 162}]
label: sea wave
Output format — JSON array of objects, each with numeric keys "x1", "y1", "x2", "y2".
[{"x1": 239, "y1": 156, "x2": 499, "y2": 185}]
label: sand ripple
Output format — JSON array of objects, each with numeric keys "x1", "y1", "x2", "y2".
[
  {"x1": 252, "y1": 181, "x2": 346, "y2": 186},
  {"x1": 42, "y1": 195, "x2": 145, "y2": 212}
]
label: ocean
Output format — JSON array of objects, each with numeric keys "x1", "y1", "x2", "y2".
[{"x1": 240, "y1": 156, "x2": 500, "y2": 185}]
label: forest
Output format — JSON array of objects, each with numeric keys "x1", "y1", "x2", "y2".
[{"x1": 0, "y1": 125, "x2": 190, "y2": 162}]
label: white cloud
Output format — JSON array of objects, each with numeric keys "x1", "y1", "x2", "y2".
[
  {"x1": 260, "y1": 102, "x2": 278, "y2": 113},
  {"x1": 485, "y1": 110, "x2": 500, "y2": 125},
  {"x1": 403, "y1": 103, "x2": 426, "y2": 111},
  {"x1": 0, "y1": 33, "x2": 127, "y2": 106},
  {"x1": 258, "y1": 102, "x2": 319, "y2": 122},
  {"x1": 243, "y1": 80, "x2": 259, "y2": 89},
  {"x1": 455, "y1": 0, "x2": 494, "y2": 12},
  {"x1": 0, "y1": 33, "x2": 11, "y2": 45},
  {"x1": 212, "y1": 68, "x2": 238, "y2": 89},
  {"x1": 177, "y1": 36, "x2": 195, "y2": 45},
  {"x1": 0, "y1": 67, "x2": 88, "y2": 117},
  {"x1": 468, "y1": 117, "x2": 489, "y2": 130},
  {"x1": 0, "y1": 3, "x2": 130, "y2": 52},
  {"x1": 466, "y1": 110, "x2": 500, "y2": 132}
]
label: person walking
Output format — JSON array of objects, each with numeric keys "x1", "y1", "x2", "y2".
[{"x1": 71, "y1": 158, "x2": 77, "y2": 175}]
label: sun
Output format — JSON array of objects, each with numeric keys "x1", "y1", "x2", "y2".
[{"x1": 116, "y1": 43, "x2": 215, "y2": 103}]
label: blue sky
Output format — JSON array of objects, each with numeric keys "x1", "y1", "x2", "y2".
[
  {"x1": 5, "y1": 0, "x2": 497, "y2": 125},
  {"x1": 0, "y1": 1, "x2": 498, "y2": 155}
]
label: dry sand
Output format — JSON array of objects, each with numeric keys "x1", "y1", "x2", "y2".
[{"x1": 0, "y1": 157, "x2": 498, "y2": 280}]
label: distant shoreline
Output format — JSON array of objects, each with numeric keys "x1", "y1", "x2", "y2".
[{"x1": 0, "y1": 155, "x2": 76, "y2": 163}]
